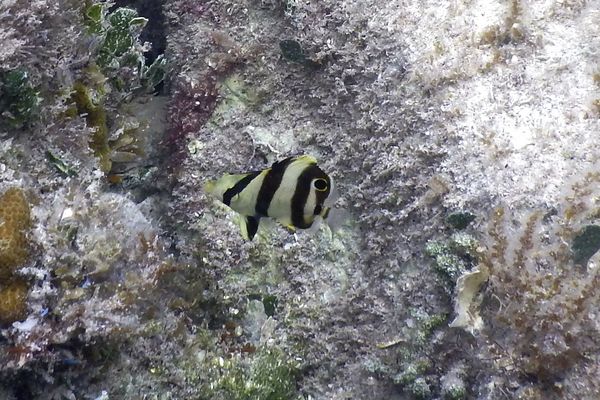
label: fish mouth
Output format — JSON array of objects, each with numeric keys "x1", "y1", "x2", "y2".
[{"x1": 323, "y1": 177, "x2": 339, "y2": 208}]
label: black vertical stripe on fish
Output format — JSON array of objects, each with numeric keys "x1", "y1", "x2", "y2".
[
  {"x1": 245, "y1": 216, "x2": 260, "y2": 240},
  {"x1": 291, "y1": 165, "x2": 326, "y2": 229},
  {"x1": 223, "y1": 171, "x2": 261, "y2": 206},
  {"x1": 255, "y1": 157, "x2": 294, "y2": 217},
  {"x1": 314, "y1": 204, "x2": 322, "y2": 216}
]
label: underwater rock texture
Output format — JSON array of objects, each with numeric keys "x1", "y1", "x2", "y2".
[
  {"x1": 0, "y1": 0, "x2": 599, "y2": 399},
  {"x1": 168, "y1": 0, "x2": 600, "y2": 398}
]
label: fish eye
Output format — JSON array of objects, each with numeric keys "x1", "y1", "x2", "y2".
[{"x1": 313, "y1": 178, "x2": 328, "y2": 191}]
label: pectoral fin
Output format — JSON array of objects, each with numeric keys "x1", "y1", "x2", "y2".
[
  {"x1": 306, "y1": 216, "x2": 323, "y2": 234},
  {"x1": 283, "y1": 224, "x2": 296, "y2": 233},
  {"x1": 240, "y1": 215, "x2": 260, "y2": 240}
]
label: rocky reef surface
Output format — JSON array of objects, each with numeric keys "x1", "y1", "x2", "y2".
[{"x1": 0, "y1": 0, "x2": 599, "y2": 399}]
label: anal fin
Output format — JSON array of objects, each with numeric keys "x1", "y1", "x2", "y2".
[{"x1": 240, "y1": 215, "x2": 260, "y2": 240}]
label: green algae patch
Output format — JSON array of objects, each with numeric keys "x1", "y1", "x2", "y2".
[
  {"x1": 205, "y1": 347, "x2": 299, "y2": 400},
  {"x1": 83, "y1": 2, "x2": 104, "y2": 34},
  {"x1": 425, "y1": 232, "x2": 480, "y2": 291},
  {"x1": 71, "y1": 81, "x2": 112, "y2": 173},
  {"x1": 83, "y1": 2, "x2": 167, "y2": 91},
  {"x1": 98, "y1": 8, "x2": 144, "y2": 69},
  {"x1": 0, "y1": 69, "x2": 39, "y2": 129},
  {"x1": 46, "y1": 150, "x2": 78, "y2": 177},
  {"x1": 572, "y1": 225, "x2": 600, "y2": 266},
  {"x1": 445, "y1": 212, "x2": 476, "y2": 230},
  {"x1": 279, "y1": 39, "x2": 306, "y2": 63}
]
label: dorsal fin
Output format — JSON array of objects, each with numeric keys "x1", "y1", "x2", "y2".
[
  {"x1": 270, "y1": 155, "x2": 317, "y2": 170},
  {"x1": 270, "y1": 156, "x2": 294, "y2": 170}
]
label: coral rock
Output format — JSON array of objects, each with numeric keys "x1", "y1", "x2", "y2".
[
  {"x1": 0, "y1": 188, "x2": 31, "y2": 278},
  {"x1": 0, "y1": 278, "x2": 28, "y2": 324}
]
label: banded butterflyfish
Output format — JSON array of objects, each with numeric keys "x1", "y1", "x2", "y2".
[{"x1": 204, "y1": 155, "x2": 339, "y2": 240}]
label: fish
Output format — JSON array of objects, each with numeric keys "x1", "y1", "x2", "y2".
[{"x1": 204, "y1": 155, "x2": 338, "y2": 240}]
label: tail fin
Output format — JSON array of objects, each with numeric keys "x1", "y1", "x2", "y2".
[{"x1": 204, "y1": 180, "x2": 217, "y2": 195}]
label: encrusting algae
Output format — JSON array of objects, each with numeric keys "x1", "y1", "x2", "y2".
[
  {"x1": 70, "y1": 80, "x2": 112, "y2": 173},
  {"x1": 0, "y1": 188, "x2": 31, "y2": 276},
  {"x1": 0, "y1": 278, "x2": 29, "y2": 324},
  {"x1": 0, "y1": 187, "x2": 32, "y2": 324}
]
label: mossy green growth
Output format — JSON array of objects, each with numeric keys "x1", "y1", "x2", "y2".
[
  {"x1": 571, "y1": 224, "x2": 600, "y2": 265},
  {"x1": 206, "y1": 348, "x2": 299, "y2": 400},
  {"x1": 375, "y1": 308, "x2": 446, "y2": 397},
  {"x1": 425, "y1": 232, "x2": 480, "y2": 292},
  {"x1": 83, "y1": 2, "x2": 104, "y2": 34},
  {"x1": 70, "y1": 81, "x2": 112, "y2": 173},
  {"x1": 443, "y1": 385, "x2": 466, "y2": 400},
  {"x1": 409, "y1": 377, "x2": 432, "y2": 400},
  {"x1": 410, "y1": 309, "x2": 448, "y2": 347},
  {"x1": 393, "y1": 361, "x2": 428, "y2": 386},
  {"x1": 392, "y1": 360, "x2": 433, "y2": 399},
  {"x1": 421, "y1": 313, "x2": 448, "y2": 336},
  {"x1": 245, "y1": 348, "x2": 298, "y2": 399},
  {"x1": 0, "y1": 69, "x2": 39, "y2": 128}
]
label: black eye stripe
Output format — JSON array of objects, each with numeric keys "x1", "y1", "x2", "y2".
[{"x1": 291, "y1": 165, "x2": 328, "y2": 229}]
